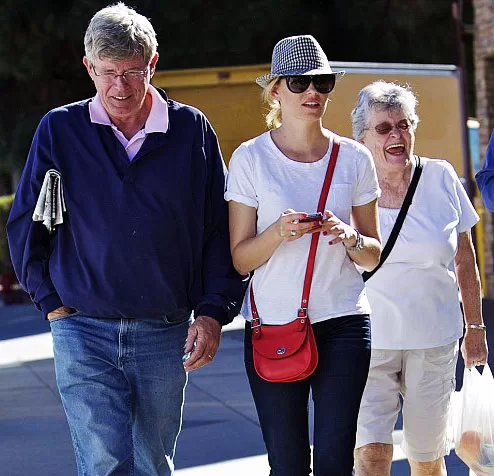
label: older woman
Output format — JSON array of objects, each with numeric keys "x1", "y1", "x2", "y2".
[
  {"x1": 225, "y1": 35, "x2": 382, "y2": 475},
  {"x1": 352, "y1": 81, "x2": 488, "y2": 476}
]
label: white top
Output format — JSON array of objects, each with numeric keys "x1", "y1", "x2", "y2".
[
  {"x1": 365, "y1": 157, "x2": 479, "y2": 349},
  {"x1": 225, "y1": 131, "x2": 380, "y2": 325}
]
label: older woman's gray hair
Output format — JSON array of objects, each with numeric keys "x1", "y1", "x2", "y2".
[
  {"x1": 84, "y1": 2, "x2": 158, "y2": 65},
  {"x1": 351, "y1": 81, "x2": 420, "y2": 141}
]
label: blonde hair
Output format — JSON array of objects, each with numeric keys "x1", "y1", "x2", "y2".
[{"x1": 262, "y1": 79, "x2": 282, "y2": 129}]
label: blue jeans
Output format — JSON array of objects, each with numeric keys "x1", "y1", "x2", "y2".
[
  {"x1": 245, "y1": 314, "x2": 371, "y2": 476},
  {"x1": 50, "y1": 312, "x2": 190, "y2": 476}
]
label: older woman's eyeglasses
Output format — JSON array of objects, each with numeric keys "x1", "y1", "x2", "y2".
[
  {"x1": 368, "y1": 120, "x2": 412, "y2": 135},
  {"x1": 284, "y1": 75, "x2": 336, "y2": 94},
  {"x1": 92, "y1": 65, "x2": 148, "y2": 84}
]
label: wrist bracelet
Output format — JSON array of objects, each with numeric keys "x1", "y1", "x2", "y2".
[
  {"x1": 466, "y1": 324, "x2": 486, "y2": 331},
  {"x1": 344, "y1": 228, "x2": 364, "y2": 252}
]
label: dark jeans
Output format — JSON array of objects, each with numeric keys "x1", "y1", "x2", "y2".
[{"x1": 245, "y1": 314, "x2": 371, "y2": 476}]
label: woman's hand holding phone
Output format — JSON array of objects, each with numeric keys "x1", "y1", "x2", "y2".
[
  {"x1": 277, "y1": 210, "x2": 325, "y2": 240},
  {"x1": 320, "y1": 211, "x2": 354, "y2": 245},
  {"x1": 297, "y1": 212, "x2": 324, "y2": 223}
]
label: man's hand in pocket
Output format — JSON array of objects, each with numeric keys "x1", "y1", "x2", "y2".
[{"x1": 47, "y1": 306, "x2": 75, "y2": 321}]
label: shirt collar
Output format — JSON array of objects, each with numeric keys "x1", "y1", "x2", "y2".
[{"x1": 88, "y1": 85, "x2": 169, "y2": 134}]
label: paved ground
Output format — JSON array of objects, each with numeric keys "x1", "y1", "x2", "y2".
[{"x1": 1, "y1": 300, "x2": 493, "y2": 475}]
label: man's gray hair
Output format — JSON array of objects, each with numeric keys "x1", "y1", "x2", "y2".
[
  {"x1": 351, "y1": 81, "x2": 420, "y2": 141},
  {"x1": 84, "y1": 2, "x2": 158, "y2": 65}
]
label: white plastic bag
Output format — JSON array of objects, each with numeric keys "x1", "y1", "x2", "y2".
[{"x1": 454, "y1": 364, "x2": 494, "y2": 475}]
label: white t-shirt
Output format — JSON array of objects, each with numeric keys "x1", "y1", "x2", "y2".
[
  {"x1": 365, "y1": 157, "x2": 479, "y2": 350},
  {"x1": 225, "y1": 131, "x2": 380, "y2": 325}
]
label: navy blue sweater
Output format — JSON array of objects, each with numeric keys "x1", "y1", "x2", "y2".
[
  {"x1": 476, "y1": 130, "x2": 494, "y2": 212},
  {"x1": 7, "y1": 90, "x2": 244, "y2": 325}
]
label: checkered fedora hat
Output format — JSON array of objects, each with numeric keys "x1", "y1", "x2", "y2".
[{"x1": 256, "y1": 35, "x2": 344, "y2": 88}]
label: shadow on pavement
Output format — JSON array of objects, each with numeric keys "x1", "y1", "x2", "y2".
[
  {"x1": 0, "y1": 303, "x2": 48, "y2": 341},
  {"x1": 1, "y1": 300, "x2": 493, "y2": 475},
  {"x1": 175, "y1": 328, "x2": 267, "y2": 469}
]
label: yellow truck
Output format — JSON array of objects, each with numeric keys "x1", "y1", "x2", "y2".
[{"x1": 152, "y1": 62, "x2": 485, "y2": 283}]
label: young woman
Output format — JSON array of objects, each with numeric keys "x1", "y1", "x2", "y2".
[{"x1": 225, "y1": 35, "x2": 382, "y2": 475}]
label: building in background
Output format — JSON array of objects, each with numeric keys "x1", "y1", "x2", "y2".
[{"x1": 154, "y1": 61, "x2": 487, "y2": 288}]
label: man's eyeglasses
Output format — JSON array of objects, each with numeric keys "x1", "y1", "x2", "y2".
[
  {"x1": 92, "y1": 65, "x2": 148, "y2": 84},
  {"x1": 284, "y1": 75, "x2": 336, "y2": 94},
  {"x1": 368, "y1": 120, "x2": 412, "y2": 135}
]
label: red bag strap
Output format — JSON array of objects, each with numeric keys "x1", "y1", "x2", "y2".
[
  {"x1": 250, "y1": 134, "x2": 341, "y2": 334},
  {"x1": 299, "y1": 134, "x2": 340, "y2": 317}
]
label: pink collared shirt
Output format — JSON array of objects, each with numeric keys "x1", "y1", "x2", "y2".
[{"x1": 88, "y1": 85, "x2": 169, "y2": 160}]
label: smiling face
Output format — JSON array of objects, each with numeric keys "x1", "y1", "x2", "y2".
[
  {"x1": 362, "y1": 106, "x2": 415, "y2": 172},
  {"x1": 83, "y1": 53, "x2": 158, "y2": 127},
  {"x1": 271, "y1": 77, "x2": 330, "y2": 123}
]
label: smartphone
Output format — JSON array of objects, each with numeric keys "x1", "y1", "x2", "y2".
[{"x1": 298, "y1": 212, "x2": 324, "y2": 223}]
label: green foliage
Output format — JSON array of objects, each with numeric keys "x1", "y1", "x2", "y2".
[
  {"x1": 0, "y1": 194, "x2": 14, "y2": 265},
  {"x1": 0, "y1": 0, "x2": 107, "y2": 172},
  {"x1": 328, "y1": 0, "x2": 457, "y2": 64},
  {"x1": 151, "y1": 0, "x2": 458, "y2": 68},
  {"x1": 0, "y1": 0, "x2": 465, "y2": 178}
]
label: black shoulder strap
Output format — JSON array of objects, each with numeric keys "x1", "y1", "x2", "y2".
[{"x1": 362, "y1": 156, "x2": 423, "y2": 282}]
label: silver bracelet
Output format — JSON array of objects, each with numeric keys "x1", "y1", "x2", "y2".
[
  {"x1": 466, "y1": 323, "x2": 487, "y2": 331},
  {"x1": 344, "y1": 228, "x2": 364, "y2": 252}
]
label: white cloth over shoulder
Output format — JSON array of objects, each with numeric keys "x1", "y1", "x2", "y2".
[
  {"x1": 225, "y1": 131, "x2": 381, "y2": 325},
  {"x1": 32, "y1": 169, "x2": 66, "y2": 233}
]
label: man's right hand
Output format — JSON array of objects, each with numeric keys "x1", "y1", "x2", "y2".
[{"x1": 47, "y1": 306, "x2": 75, "y2": 321}]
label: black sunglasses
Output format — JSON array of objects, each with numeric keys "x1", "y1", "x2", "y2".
[{"x1": 284, "y1": 75, "x2": 336, "y2": 94}]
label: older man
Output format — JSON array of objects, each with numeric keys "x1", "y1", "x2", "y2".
[{"x1": 7, "y1": 3, "x2": 243, "y2": 475}]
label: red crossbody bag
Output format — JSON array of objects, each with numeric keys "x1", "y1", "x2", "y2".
[{"x1": 250, "y1": 135, "x2": 340, "y2": 382}]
